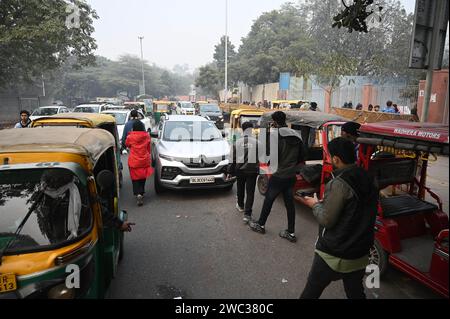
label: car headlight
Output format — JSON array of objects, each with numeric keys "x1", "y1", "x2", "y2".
[
  {"x1": 48, "y1": 284, "x2": 76, "y2": 299},
  {"x1": 160, "y1": 154, "x2": 175, "y2": 161}
]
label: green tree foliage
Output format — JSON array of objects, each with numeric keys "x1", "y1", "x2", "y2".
[
  {"x1": 195, "y1": 64, "x2": 220, "y2": 98},
  {"x1": 0, "y1": 0, "x2": 98, "y2": 87}
]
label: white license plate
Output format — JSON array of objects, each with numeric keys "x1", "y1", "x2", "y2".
[{"x1": 190, "y1": 176, "x2": 215, "y2": 184}]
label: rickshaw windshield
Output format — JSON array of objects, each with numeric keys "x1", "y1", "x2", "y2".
[
  {"x1": 0, "y1": 168, "x2": 92, "y2": 254},
  {"x1": 240, "y1": 116, "x2": 261, "y2": 129}
]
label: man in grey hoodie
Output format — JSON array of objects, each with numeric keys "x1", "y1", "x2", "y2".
[{"x1": 250, "y1": 111, "x2": 304, "y2": 242}]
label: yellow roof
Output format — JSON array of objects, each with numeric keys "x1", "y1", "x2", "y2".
[
  {"x1": 0, "y1": 127, "x2": 115, "y2": 164},
  {"x1": 231, "y1": 109, "x2": 265, "y2": 116},
  {"x1": 32, "y1": 113, "x2": 116, "y2": 128},
  {"x1": 272, "y1": 100, "x2": 302, "y2": 104}
]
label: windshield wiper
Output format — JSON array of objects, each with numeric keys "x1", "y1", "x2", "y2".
[{"x1": 0, "y1": 190, "x2": 45, "y2": 265}]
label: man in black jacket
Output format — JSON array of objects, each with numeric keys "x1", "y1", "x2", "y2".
[
  {"x1": 249, "y1": 111, "x2": 304, "y2": 243},
  {"x1": 228, "y1": 122, "x2": 261, "y2": 223},
  {"x1": 298, "y1": 137, "x2": 378, "y2": 299}
]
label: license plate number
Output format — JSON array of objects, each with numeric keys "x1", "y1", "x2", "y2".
[
  {"x1": 190, "y1": 176, "x2": 215, "y2": 184},
  {"x1": 0, "y1": 274, "x2": 17, "y2": 294}
]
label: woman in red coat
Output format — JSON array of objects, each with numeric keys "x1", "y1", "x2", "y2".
[{"x1": 125, "y1": 120, "x2": 154, "y2": 206}]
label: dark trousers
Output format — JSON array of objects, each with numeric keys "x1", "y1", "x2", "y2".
[
  {"x1": 236, "y1": 173, "x2": 258, "y2": 216},
  {"x1": 300, "y1": 253, "x2": 366, "y2": 299},
  {"x1": 132, "y1": 179, "x2": 146, "y2": 196},
  {"x1": 258, "y1": 176, "x2": 296, "y2": 233}
]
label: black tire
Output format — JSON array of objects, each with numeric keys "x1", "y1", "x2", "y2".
[
  {"x1": 257, "y1": 175, "x2": 269, "y2": 196},
  {"x1": 154, "y1": 176, "x2": 166, "y2": 194},
  {"x1": 369, "y1": 239, "x2": 389, "y2": 277}
]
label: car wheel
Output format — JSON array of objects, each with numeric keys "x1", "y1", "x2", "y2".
[
  {"x1": 154, "y1": 176, "x2": 166, "y2": 194},
  {"x1": 369, "y1": 239, "x2": 388, "y2": 277},
  {"x1": 257, "y1": 175, "x2": 269, "y2": 196}
]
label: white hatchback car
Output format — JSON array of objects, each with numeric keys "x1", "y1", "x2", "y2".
[
  {"x1": 102, "y1": 109, "x2": 151, "y2": 142},
  {"x1": 30, "y1": 106, "x2": 70, "y2": 121}
]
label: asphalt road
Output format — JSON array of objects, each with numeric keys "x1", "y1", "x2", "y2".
[{"x1": 109, "y1": 157, "x2": 440, "y2": 299}]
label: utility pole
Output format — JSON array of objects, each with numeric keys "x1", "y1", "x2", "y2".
[
  {"x1": 138, "y1": 36, "x2": 146, "y2": 96},
  {"x1": 421, "y1": 0, "x2": 446, "y2": 122},
  {"x1": 41, "y1": 74, "x2": 46, "y2": 97},
  {"x1": 224, "y1": 0, "x2": 228, "y2": 104}
]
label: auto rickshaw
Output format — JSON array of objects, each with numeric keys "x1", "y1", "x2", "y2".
[
  {"x1": 31, "y1": 113, "x2": 124, "y2": 188},
  {"x1": 0, "y1": 127, "x2": 126, "y2": 299},
  {"x1": 151, "y1": 101, "x2": 175, "y2": 125},
  {"x1": 229, "y1": 109, "x2": 266, "y2": 142},
  {"x1": 356, "y1": 120, "x2": 449, "y2": 298},
  {"x1": 257, "y1": 111, "x2": 346, "y2": 197}
]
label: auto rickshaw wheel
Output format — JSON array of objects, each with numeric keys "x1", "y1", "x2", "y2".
[
  {"x1": 257, "y1": 175, "x2": 269, "y2": 196},
  {"x1": 369, "y1": 239, "x2": 388, "y2": 277}
]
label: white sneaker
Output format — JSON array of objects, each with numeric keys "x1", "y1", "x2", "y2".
[
  {"x1": 236, "y1": 203, "x2": 244, "y2": 213},
  {"x1": 137, "y1": 195, "x2": 144, "y2": 206}
]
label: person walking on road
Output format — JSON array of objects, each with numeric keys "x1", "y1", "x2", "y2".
[
  {"x1": 228, "y1": 122, "x2": 261, "y2": 224},
  {"x1": 125, "y1": 120, "x2": 153, "y2": 206},
  {"x1": 249, "y1": 111, "x2": 304, "y2": 243},
  {"x1": 297, "y1": 137, "x2": 378, "y2": 299},
  {"x1": 121, "y1": 109, "x2": 140, "y2": 151},
  {"x1": 15, "y1": 110, "x2": 32, "y2": 128}
]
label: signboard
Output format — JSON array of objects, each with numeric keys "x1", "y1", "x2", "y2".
[
  {"x1": 409, "y1": 0, "x2": 449, "y2": 69},
  {"x1": 279, "y1": 73, "x2": 291, "y2": 90}
]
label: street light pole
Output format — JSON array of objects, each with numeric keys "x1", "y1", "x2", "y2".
[
  {"x1": 224, "y1": 0, "x2": 228, "y2": 104},
  {"x1": 138, "y1": 36, "x2": 146, "y2": 96}
]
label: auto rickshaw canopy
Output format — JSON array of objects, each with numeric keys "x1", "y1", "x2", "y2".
[
  {"x1": 31, "y1": 113, "x2": 117, "y2": 128},
  {"x1": 0, "y1": 127, "x2": 116, "y2": 164},
  {"x1": 260, "y1": 111, "x2": 346, "y2": 129},
  {"x1": 358, "y1": 120, "x2": 449, "y2": 155}
]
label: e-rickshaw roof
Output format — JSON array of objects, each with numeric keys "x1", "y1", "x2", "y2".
[
  {"x1": 260, "y1": 111, "x2": 346, "y2": 129},
  {"x1": 0, "y1": 127, "x2": 116, "y2": 163},
  {"x1": 32, "y1": 113, "x2": 117, "y2": 128},
  {"x1": 358, "y1": 121, "x2": 449, "y2": 155}
]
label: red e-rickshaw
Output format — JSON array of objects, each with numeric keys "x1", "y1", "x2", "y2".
[
  {"x1": 357, "y1": 121, "x2": 449, "y2": 298},
  {"x1": 257, "y1": 111, "x2": 346, "y2": 201}
]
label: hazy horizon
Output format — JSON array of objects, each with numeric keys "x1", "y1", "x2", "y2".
[{"x1": 87, "y1": 0, "x2": 417, "y2": 71}]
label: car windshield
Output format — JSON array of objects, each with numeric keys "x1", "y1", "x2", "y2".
[
  {"x1": 74, "y1": 106, "x2": 100, "y2": 113},
  {"x1": 200, "y1": 105, "x2": 220, "y2": 112},
  {"x1": 32, "y1": 108, "x2": 59, "y2": 116},
  {"x1": 0, "y1": 168, "x2": 92, "y2": 254},
  {"x1": 181, "y1": 103, "x2": 193, "y2": 109},
  {"x1": 163, "y1": 121, "x2": 222, "y2": 142},
  {"x1": 240, "y1": 116, "x2": 261, "y2": 128},
  {"x1": 104, "y1": 112, "x2": 128, "y2": 125}
]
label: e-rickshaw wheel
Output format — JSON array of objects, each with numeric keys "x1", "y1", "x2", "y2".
[
  {"x1": 257, "y1": 175, "x2": 269, "y2": 196},
  {"x1": 369, "y1": 239, "x2": 388, "y2": 276}
]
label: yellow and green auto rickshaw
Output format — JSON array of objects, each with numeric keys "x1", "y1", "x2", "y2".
[
  {"x1": 229, "y1": 109, "x2": 266, "y2": 142},
  {"x1": 0, "y1": 127, "x2": 126, "y2": 299},
  {"x1": 152, "y1": 101, "x2": 175, "y2": 125},
  {"x1": 31, "y1": 113, "x2": 124, "y2": 188}
]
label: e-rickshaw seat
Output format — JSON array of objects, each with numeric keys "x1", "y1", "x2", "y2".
[{"x1": 380, "y1": 195, "x2": 437, "y2": 218}]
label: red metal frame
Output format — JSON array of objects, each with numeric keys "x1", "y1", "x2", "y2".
[{"x1": 358, "y1": 122, "x2": 449, "y2": 298}]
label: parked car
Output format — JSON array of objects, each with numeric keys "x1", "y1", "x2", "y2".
[
  {"x1": 102, "y1": 109, "x2": 151, "y2": 142},
  {"x1": 150, "y1": 115, "x2": 234, "y2": 193},
  {"x1": 176, "y1": 102, "x2": 196, "y2": 116},
  {"x1": 73, "y1": 104, "x2": 110, "y2": 114},
  {"x1": 30, "y1": 106, "x2": 70, "y2": 121},
  {"x1": 198, "y1": 104, "x2": 225, "y2": 129}
]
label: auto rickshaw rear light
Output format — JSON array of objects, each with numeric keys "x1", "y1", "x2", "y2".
[{"x1": 47, "y1": 284, "x2": 76, "y2": 299}]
